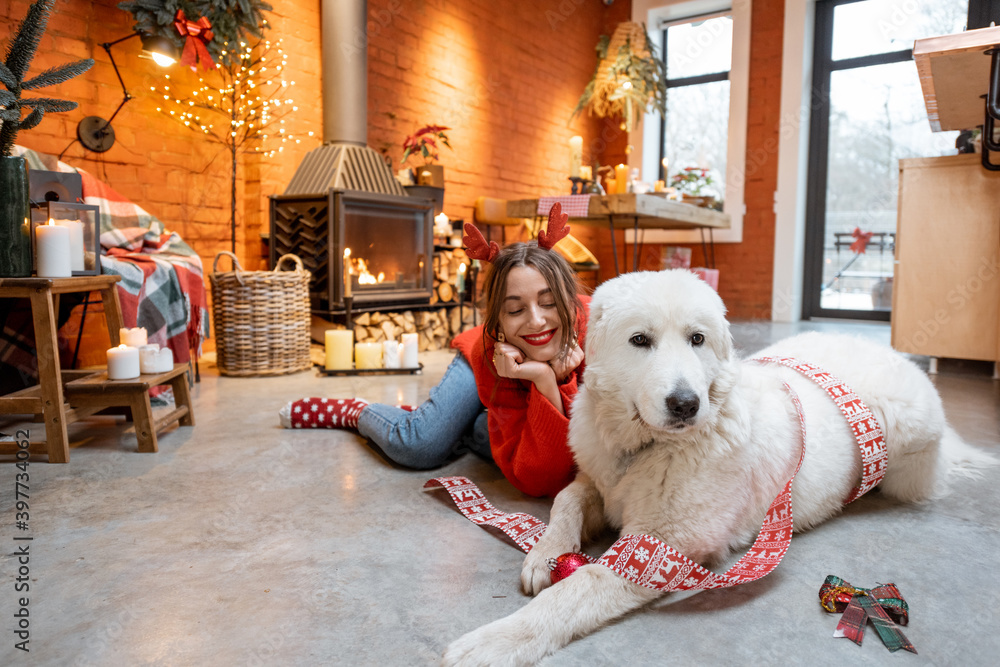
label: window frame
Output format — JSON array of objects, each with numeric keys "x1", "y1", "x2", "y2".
[{"x1": 629, "y1": 0, "x2": 750, "y2": 245}]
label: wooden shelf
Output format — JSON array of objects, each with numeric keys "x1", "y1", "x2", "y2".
[{"x1": 914, "y1": 26, "x2": 1000, "y2": 132}]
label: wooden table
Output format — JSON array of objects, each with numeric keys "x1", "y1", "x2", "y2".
[
  {"x1": 507, "y1": 193, "x2": 730, "y2": 273},
  {"x1": 0, "y1": 276, "x2": 194, "y2": 461}
]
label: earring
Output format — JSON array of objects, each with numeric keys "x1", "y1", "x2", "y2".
[{"x1": 498, "y1": 331, "x2": 505, "y2": 343}]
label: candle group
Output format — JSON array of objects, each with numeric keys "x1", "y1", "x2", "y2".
[{"x1": 323, "y1": 330, "x2": 420, "y2": 370}]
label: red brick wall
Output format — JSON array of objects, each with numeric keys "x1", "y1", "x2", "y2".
[{"x1": 5, "y1": 0, "x2": 785, "y2": 319}]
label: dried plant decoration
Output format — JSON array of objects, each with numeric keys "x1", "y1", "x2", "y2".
[{"x1": 571, "y1": 22, "x2": 667, "y2": 133}]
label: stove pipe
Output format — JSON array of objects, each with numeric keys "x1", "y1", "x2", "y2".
[
  {"x1": 321, "y1": 0, "x2": 366, "y2": 146},
  {"x1": 283, "y1": 0, "x2": 404, "y2": 196}
]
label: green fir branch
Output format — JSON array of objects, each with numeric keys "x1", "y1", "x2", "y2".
[
  {"x1": 19, "y1": 97, "x2": 79, "y2": 113},
  {"x1": 22, "y1": 60, "x2": 95, "y2": 89},
  {"x1": 19, "y1": 107, "x2": 44, "y2": 130},
  {"x1": 3, "y1": 0, "x2": 53, "y2": 81},
  {"x1": 0, "y1": 0, "x2": 95, "y2": 156}
]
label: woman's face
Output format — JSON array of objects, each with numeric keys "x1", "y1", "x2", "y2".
[{"x1": 498, "y1": 265, "x2": 562, "y2": 363}]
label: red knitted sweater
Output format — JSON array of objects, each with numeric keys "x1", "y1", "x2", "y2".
[{"x1": 450, "y1": 296, "x2": 589, "y2": 497}]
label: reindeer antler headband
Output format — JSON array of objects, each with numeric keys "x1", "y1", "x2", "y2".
[{"x1": 463, "y1": 202, "x2": 571, "y2": 263}]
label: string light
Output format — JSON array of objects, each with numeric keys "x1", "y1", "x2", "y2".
[{"x1": 149, "y1": 32, "x2": 296, "y2": 158}]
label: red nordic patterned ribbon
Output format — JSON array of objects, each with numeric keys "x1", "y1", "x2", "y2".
[
  {"x1": 425, "y1": 358, "x2": 889, "y2": 594},
  {"x1": 753, "y1": 356, "x2": 886, "y2": 502},
  {"x1": 427, "y1": 381, "x2": 806, "y2": 593}
]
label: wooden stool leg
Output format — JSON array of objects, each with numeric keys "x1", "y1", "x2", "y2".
[
  {"x1": 131, "y1": 391, "x2": 158, "y2": 453},
  {"x1": 99, "y1": 286, "x2": 125, "y2": 345},
  {"x1": 29, "y1": 289, "x2": 70, "y2": 463},
  {"x1": 171, "y1": 367, "x2": 195, "y2": 426}
]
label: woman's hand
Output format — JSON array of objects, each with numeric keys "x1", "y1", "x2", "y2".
[
  {"x1": 493, "y1": 341, "x2": 566, "y2": 416},
  {"x1": 549, "y1": 342, "x2": 584, "y2": 383},
  {"x1": 493, "y1": 341, "x2": 553, "y2": 384}
]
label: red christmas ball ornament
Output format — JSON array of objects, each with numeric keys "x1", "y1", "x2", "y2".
[{"x1": 548, "y1": 552, "x2": 591, "y2": 584}]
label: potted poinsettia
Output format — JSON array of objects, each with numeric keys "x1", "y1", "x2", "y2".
[{"x1": 401, "y1": 124, "x2": 451, "y2": 188}]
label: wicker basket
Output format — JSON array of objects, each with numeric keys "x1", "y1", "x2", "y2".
[{"x1": 210, "y1": 252, "x2": 312, "y2": 377}]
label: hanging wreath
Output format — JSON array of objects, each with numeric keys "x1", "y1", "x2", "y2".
[
  {"x1": 117, "y1": 0, "x2": 272, "y2": 68},
  {"x1": 571, "y1": 22, "x2": 667, "y2": 132}
]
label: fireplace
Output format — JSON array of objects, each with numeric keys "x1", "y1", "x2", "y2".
[
  {"x1": 270, "y1": 190, "x2": 434, "y2": 316},
  {"x1": 268, "y1": 0, "x2": 440, "y2": 317}
]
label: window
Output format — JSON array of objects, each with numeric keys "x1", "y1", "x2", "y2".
[
  {"x1": 633, "y1": 0, "x2": 750, "y2": 244},
  {"x1": 802, "y1": 0, "x2": 969, "y2": 320}
]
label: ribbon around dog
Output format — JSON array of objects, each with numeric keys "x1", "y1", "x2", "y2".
[
  {"x1": 426, "y1": 382, "x2": 807, "y2": 594},
  {"x1": 753, "y1": 356, "x2": 886, "y2": 503},
  {"x1": 819, "y1": 575, "x2": 916, "y2": 653},
  {"x1": 174, "y1": 10, "x2": 216, "y2": 71}
]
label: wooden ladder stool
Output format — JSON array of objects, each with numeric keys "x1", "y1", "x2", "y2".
[{"x1": 63, "y1": 364, "x2": 195, "y2": 453}]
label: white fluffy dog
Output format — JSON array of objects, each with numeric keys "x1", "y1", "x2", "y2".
[{"x1": 443, "y1": 269, "x2": 992, "y2": 666}]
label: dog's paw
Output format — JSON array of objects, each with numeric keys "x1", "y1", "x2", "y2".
[
  {"x1": 442, "y1": 616, "x2": 549, "y2": 667},
  {"x1": 520, "y1": 546, "x2": 557, "y2": 596}
]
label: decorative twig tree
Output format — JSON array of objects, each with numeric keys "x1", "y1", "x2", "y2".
[
  {"x1": 151, "y1": 27, "x2": 297, "y2": 253},
  {"x1": 0, "y1": 0, "x2": 94, "y2": 156}
]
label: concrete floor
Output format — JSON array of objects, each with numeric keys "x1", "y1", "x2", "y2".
[{"x1": 1, "y1": 320, "x2": 998, "y2": 666}]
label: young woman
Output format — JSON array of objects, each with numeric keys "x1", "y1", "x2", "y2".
[{"x1": 280, "y1": 206, "x2": 589, "y2": 497}]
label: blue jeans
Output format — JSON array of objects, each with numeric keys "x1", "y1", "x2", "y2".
[{"x1": 357, "y1": 354, "x2": 491, "y2": 469}]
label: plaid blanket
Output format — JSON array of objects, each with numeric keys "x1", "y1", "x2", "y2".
[{"x1": 1, "y1": 146, "x2": 208, "y2": 382}]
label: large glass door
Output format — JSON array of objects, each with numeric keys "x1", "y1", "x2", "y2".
[{"x1": 803, "y1": 0, "x2": 968, "y2": 320}]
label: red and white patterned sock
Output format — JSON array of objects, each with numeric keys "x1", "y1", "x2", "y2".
[{"x1": 279, "y1": 398, "x2": 369, "y2": 429}]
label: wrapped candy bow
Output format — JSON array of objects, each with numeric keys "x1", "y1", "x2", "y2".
[
  {"x1": 819, "y1": 575, "x2": 916, "y2": 653},
  {"x1": 173, "y1": 10, "x2": 216, "y2": 71}
]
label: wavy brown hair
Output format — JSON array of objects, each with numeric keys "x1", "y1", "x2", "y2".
[{"x1": 479, "y1": 242, "x2": 583, "y2": 358}]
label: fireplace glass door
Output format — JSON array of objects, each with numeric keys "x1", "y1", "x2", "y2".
[{"x1": 333, "y1": 191, "x2": 433, "y2": 308}]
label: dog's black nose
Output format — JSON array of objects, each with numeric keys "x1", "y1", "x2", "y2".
[{"x1": 666, "y1": 391, "x2": 700, "y2": 421}]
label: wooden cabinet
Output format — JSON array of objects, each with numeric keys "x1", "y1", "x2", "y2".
[{"x1": 892, "y1": 154, "x2": 1000, "y2": 364}]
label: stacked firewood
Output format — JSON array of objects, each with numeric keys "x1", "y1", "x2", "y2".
[
  {"x1": 350, "y1": 307, "x2": 476, "y2": 352},
  {"x1": 431, "y1": 248, "x2": 471, "y2": 305}
]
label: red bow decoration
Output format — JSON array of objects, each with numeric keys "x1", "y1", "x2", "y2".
[
  {"x1": 463, "y1": 223, "x2": 500, "y2": 263},
  {"x1": 849, "y1": 227, "x2": 874, "y2": 254},
  {"x1": 819, "y1": 575, "x2": 916, "y2": 653},
  {"x1": 173, "y1": 10, "x2": 216, "y2": 71},
  {"x1": 538, "y1": 202, "x2": 570, "y2": 250}
]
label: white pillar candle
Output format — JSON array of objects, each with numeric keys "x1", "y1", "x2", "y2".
[
  {"x1": 155, "y1": 346, "x2": 174, "y2": 372},
  {"x1": 139, "y1": 344, "x2": 161, "y2": 374},
  {"x1": 325, "y1": 329, "x2": 354, "y2": 370},
  {"x1": 120, "y1": 327, "x2": 147, "y2": 347},
  {"x1": 107, "y1": 344, "x2": 140, "y2": 380},
  {"x1": 569, "y1": 135, "x2": 583, "y2": 178},
  {"x1": 355, "y1": 342, "x2": 382, "y2": 370},
  {"x1": 456, "y1": 263, "x2": 466, "y2": 293},
  {"x1": 401, "y1": 332, "x2": 419, "y2": 368},
  {"x1": 383, "y1": 340, "x2": 401, "y2": 369},
  {"x1": 35, "y1": 220, "x2": 71, "y2": 278},
  {"x1": 579, "y1": 165, "x2": 593, "y2": 181},
  {"x1": 54, "y1": 219, "x2": 85, "y2": 272}
]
